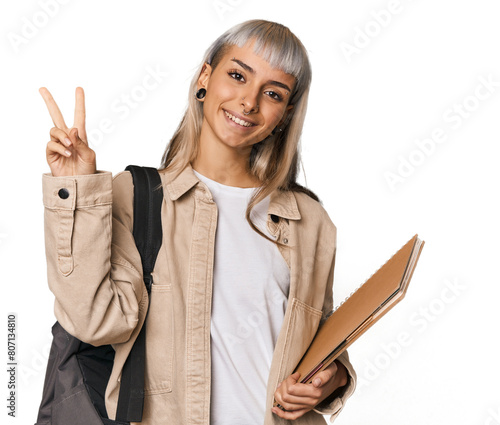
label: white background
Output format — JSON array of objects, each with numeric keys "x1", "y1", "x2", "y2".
[{"x1": 1, "y1": 0, "x2": 499, "y2": 424}]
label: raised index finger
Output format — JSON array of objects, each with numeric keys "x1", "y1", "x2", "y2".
[
  {"x1": 39, "y1": 87, "x2": 68, "y2": 130},
  {"x1": 74, "y1": 87, "x2": 87, "y2": 141}
]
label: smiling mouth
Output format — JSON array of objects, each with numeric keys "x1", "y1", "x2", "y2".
[{"x1": 224, "y1": 110, "x2": 255, "y2": 127}]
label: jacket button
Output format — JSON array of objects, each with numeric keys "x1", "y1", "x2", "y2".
[
  {"x1": 283, "y1": 238, "x2": 288, "y2": 244},
  {"x1": 58, "y1": 188, "x2": 69, "y2": 199},
  {"x1": 270, "y1": 214, "x2": 279, "y2": 223}
]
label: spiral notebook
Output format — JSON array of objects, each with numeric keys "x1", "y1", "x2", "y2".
[{"x1": 275, "y1": 233, "x2": 424, "y2": 400}]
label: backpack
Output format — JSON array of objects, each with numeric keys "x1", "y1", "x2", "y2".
[{"x1": 35, "y1": 165, "x2": 164, "y2": 425}]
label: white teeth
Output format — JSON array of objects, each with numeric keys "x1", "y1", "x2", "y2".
[{"x1": 224, "y1": 111, "x2": 253, "y2": 127}]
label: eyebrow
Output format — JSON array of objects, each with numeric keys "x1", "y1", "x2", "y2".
[{"x1": 231, "y1": 58, "x2": 293, "y2": 93}]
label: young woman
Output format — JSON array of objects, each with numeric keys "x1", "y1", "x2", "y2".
[{"x1": 40, "y1": 19, "x2": 356, "y2": 425}]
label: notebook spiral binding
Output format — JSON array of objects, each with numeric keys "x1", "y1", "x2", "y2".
[{"x1": 331, "y1": 236, "x2": 416, "y2": 314}]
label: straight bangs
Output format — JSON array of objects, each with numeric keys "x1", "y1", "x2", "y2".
[{"x1": 207, "y1": 20, "x2": 311, "y2": 103}]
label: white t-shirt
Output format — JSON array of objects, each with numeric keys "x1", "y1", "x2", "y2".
[{"x1": 192, "y1": 169, "x2": 290, "y2": 425}]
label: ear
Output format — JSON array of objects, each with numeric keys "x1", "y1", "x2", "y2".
[
  {"x1": 197, "y1": 62, "x2": 213, "y2": 91},
  {"x1": 277, "y1": 104, "x2": 294, "y2": 127}
]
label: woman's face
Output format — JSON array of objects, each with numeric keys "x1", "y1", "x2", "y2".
[{"x1": 197, "y1": 40, "x2": 296, "y2": 152}]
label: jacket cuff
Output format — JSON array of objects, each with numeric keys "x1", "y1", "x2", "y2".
[
  {"x1": 42, "y1": 171, "x2": 112, "y2": 210},
  {"x1": 312, "y1": 351, "x2": 357, "y2": 422}
]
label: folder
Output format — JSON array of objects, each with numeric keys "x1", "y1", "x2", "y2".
[{"x1": 273, "y1": 234, "x2": 424, "y2": 407}]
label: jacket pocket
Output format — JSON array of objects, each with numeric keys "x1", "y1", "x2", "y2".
[
  {"x1": 144, "y1": 283, "x2": 173, "y2": 394},
  {"x1": 279, "y1": 298, "x2": 323, "y2": 383}
]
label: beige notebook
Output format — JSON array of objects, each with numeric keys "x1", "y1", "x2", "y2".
[{"x1": 274, "y1": 233, "x2": 424, "y2": 406}]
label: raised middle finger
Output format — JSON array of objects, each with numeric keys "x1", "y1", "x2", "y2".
[{"x1": 39, "y1": 87, "x2": 69, "y2": 130}]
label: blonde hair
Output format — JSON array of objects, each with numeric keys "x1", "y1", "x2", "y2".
[{"x1": 158, "y1": 19, "x2": 319, "y2": 246}]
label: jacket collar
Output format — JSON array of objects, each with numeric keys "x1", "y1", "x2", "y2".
[{"x1": 161, "y1": 162, "x2": 301, "y2": 221}]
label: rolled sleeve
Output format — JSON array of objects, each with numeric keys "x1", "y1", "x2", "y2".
[
  {"x1": 312, "y1": 350, "x2": 357, "y2": 422},
  {"x1": 43, "y1": 170, "x2": 112, "y2": 210},
  {"x1": 42, "y1": 171, "x2": 112, "y2": 276}
]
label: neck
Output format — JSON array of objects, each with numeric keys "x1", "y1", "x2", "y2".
[{"x1": 191, "y1": 120, "x2": 262, "y2": 188}]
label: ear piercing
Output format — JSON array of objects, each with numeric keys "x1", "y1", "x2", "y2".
[
  {"x1": 195, "y1": 88, "x2": 206, "y2": 100},
  {"x1": 271, "y1": 126, "x2": 283, "y2": 135}
]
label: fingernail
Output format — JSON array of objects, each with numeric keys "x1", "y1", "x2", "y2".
[
  {"x1": 313, "y1": 378, "x2": 321, "y2": 386},
  {"x1": 64, "y1": 138, "x2": 72, "y2": 146},
  {"x1": 64, "y1": 149, "x2": 71, "y2": 156}
]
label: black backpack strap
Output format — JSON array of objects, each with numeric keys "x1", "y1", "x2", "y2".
[
  {"x1": 115, "y1": 165, "x2": 163, "y2": 422},
  {"x1": 125, "y1": 165, "x2": 164, "y2": 290}
]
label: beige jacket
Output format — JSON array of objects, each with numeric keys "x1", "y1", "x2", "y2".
[{"x1": 42, "y1": 162, "x2": 356, "y2": 425}]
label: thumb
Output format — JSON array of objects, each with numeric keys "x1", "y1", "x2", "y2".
[
  {"x1": 313, "y1": 364, "x2": 337, "y2": 388},
  {"x1": 69, "y1": 127, "x2": 96, "y2": 166},
  {"x1": 70, "y1": 128, "x2": 90, "y2": 154},
  {"x1": 69, "y1": 127, "x2": 88, "y2": 148},
  {"x1": 70, "y1": 128, "x2": 83, "y2": 145}
]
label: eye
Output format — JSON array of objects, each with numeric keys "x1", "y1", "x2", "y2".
[
  {"x1": 228, "y1": 69, "x2": 245, "y2": 82},
  {"x1": 265, "y1": 90, "x2": 283, "y2": 102}
]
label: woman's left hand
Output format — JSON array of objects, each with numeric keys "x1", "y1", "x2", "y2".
[{"x1": 271, "y1": 360, "x2": 348, "y2": 420}]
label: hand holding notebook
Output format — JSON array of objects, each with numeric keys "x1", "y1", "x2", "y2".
[{"x1": 273, "y1": 234, "x2": 424, "y2": 408}]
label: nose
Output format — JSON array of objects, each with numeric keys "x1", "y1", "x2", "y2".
[{"x1": 241, "y1": 90, "x2": 259, "y2": 115}]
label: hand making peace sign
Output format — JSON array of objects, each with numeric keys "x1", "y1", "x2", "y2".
[{"x1": 40, "y1": 86, "x2": 96, "y2": 177}]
